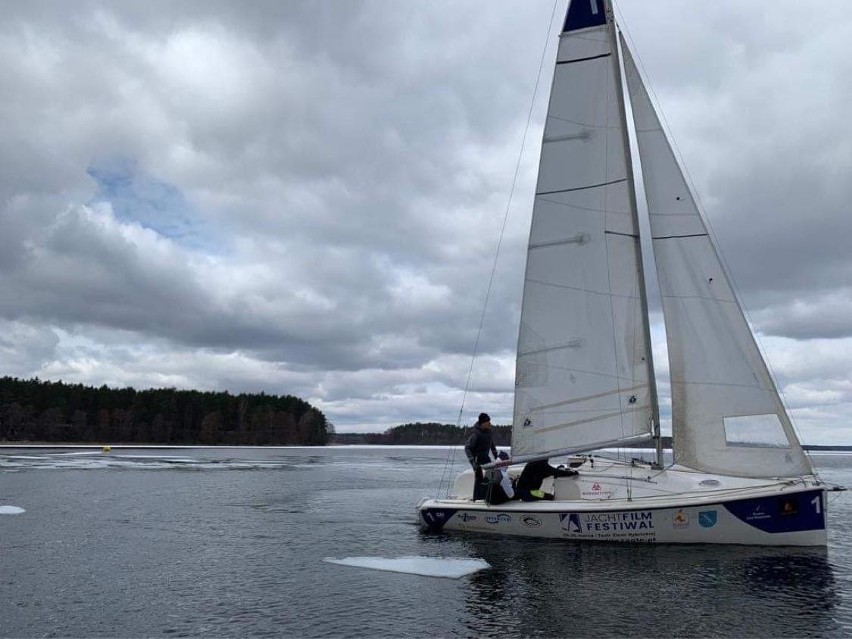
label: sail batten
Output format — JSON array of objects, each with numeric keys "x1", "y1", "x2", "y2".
[
  {"x1": 532, "y1": 382, "x2": 648, "y2": 409},
  {"x1": 556, "y1": 53, "x2": 612, "y2": 66},
  {"x1": 653, "y1": 234, "x2": 709, "y2": 240},
  {"x1": 536, "y1": 178, "x2": 626, "y2": 196}
]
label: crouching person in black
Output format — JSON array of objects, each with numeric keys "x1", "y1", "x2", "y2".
[
  {"x1": 516, "y1": 459, "x2": 577, "y2": 501},
  {"x1": 464, "y1": 413, "x2": 497, "y2": 500},
  {"x1": 484, "y1": 451, "x2": 515, "y2": 505}
]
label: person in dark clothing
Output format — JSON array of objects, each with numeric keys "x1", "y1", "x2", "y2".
[
  {"x1": 484, "y1": 451, "x2": 515, "y2": 505},
  {"x1": 464, "y1": 413, "x2": 498, "y2": 500},
  {"x1": 515, "y1": 459, "x2": 577, "y2": 501}
]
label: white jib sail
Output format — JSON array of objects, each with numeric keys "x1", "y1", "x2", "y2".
[
  {"x1": 512, "y1": 2, "x2": 655, "y2": 459},
  {"x1": 621, "y1": 37, "x2": 812, "y2": 478}
]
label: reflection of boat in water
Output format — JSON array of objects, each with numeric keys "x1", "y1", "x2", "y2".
[
  {"x1": 417, "y1": 0, "x2": 843, "y2": 545},
  {"x1": 458, "y1": 538, "x2": 840, "y2": 637}
]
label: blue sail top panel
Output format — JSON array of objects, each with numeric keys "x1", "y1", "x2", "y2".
[{"x1": 563, "y1": 0, "x2": 607, "y2": 32}]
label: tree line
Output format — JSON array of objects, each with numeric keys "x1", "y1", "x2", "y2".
[
  {"x1": 333, "y1": 422, "x2": 512, "y2": 446},
  {"x1": 0, "y1": 376, "x2": 332, "y2": 445},
  {"x1": 332, "y1": 424, "x2": 675, "y2": 448}
]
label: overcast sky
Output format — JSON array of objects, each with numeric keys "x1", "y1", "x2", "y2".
[{"x1": 2, "y1": 1, "x2": 850, "y2": 443}]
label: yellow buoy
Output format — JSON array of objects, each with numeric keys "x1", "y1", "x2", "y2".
[{"x1": 102, "y1": 445, "x2": 111, "y2": 453}]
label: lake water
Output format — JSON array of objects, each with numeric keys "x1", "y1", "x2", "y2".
[{"x1": 1, "y1": 446, "x2": 850, "y2": 637}]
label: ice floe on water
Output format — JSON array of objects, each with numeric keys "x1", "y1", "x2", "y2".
[
  {"x1": 0, "y1": 452, "x2": 295, "y2": 472},
  {"x1": 324, "y1": 556, "x2": 490, "y2": 579},
  {"x1": 0, "y1": 505, "x2": 25, "y2": 515}
]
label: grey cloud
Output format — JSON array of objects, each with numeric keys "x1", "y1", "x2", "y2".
[{"x1": 1, "y1": 1, "x2": 850, "y2": 441}]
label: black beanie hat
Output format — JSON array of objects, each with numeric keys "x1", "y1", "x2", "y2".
[{"x1": 478, "y1": 413, "x2": 491, "y2": 424}]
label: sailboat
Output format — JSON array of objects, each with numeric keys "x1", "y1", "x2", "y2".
[{"x1": 417, "y1": 0, "x2": 843, "y2": 545}]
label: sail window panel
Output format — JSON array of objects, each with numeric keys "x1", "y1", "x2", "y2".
[
  {"x1": 536, "y1": 181, "x2": 634, "y2": 237},
  {"x1": 673, "y1": 385, "x2": 810, "y2": 477},
  {"x1": 723, "y1": 414, "x2": 790, "y2": 448},
  {"x1": 674, "y1": 382, "x2": 779, "y2": 439},
  {"x1": 653, "y1": 238, "x2": 737, "y2": 303},
  {"x1": 556, "y1": 25, "x2": 609, "y2": 63},
  {"x1": 674, "y1": 443, "x2": 811, "y2": 478}
]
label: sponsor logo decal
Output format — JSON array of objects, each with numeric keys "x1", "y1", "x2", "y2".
[
  {"x1": 698, "y1": 511, "x2": 717, "y2": 528},
  {"x1": 459, "y1": 513, "x2": 478, "y2": 523},
  {"x1": 521, "y1": 515, "x2": 542, "y2": 528},
  {"x1": 559, "y1": 511, "x2": 655, "y2": 540},
  {"x1": 581, "y1": 480, "x2": 615, "y2": 500},
  {"x1": 780, "y1": 499, "x2": 798, "y2": 516},
  {"x1": 673, "y1": 509, "x2": 689, "y2": 529},
  {"x1": 746, "y1": 504, "x2": 771, "y2": 522},
  {"x1": 485, "y1": 513, "x2": 512, "y2": 524}
]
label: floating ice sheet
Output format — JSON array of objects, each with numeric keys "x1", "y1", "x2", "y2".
[
  {"x1": 0, "y1": 505, "x2": 25, "y2": 515},
  {"x1": 324, "y1": 556, "x2": 490, "y2": 579},
  {"x1": 0, "y1": 453, "x2": 292, "y2": 471}
]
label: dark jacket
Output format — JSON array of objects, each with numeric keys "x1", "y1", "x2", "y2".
[
  {"x1": 516, "y1": 460, "x2": 577, "y2": 498},
  {"x1": 464, "y1": 424, "x2": 497, "y2": 468}
]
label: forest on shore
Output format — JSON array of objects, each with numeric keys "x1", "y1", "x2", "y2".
[
  {"x1": 0, "y1": 377, "x2": 332, "y2": 445},
  {"x1": 331, "y1": 423, "x2": 679, "y2": 448},
  {"x1": 2, "y1": 377, "x2": 840, "y2": 449},
  {"x1": 332, "y1": 422, "x2": 512, "y2": 446}
]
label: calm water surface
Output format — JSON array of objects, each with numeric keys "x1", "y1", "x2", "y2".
[{"x1": 1, "y1": 446, "x2": 850, "y2": 638}]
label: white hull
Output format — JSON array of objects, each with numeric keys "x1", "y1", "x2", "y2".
[{"x1": 418, "y1": 459, "x2": 828, "y2": 546}]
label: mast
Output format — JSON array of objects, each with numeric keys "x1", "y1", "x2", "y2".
[{"x1": 603, "y1": 0, "x2": 663, "y2": 468}]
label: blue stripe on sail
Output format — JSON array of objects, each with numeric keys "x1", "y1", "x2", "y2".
[{"x1": 563, "y1": 0, "x2": 607, "y2": 32}]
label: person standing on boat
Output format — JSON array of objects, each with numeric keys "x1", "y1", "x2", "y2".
[
  {"x1": 465, "y1": 413, "x2": 498, "y2": 500},
  {"x1": 515, "y1": 459, "x2": 577, "y2": 501}
]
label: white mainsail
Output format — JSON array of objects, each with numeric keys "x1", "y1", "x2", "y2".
[
  {"x1": 621, "y1": 38, "x2": 812, "y2": 478},
  {"x1": 512, "y1": 0, "x2": 656, "y2": 459}
]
